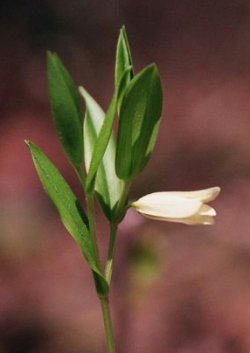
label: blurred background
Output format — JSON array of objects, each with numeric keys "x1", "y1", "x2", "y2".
[{"x1": 1, "y1": 0, "x2": 250, "y2": 352}]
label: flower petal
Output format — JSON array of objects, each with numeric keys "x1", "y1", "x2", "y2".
[
  {"x1": 139, "y1": 213, "x2": 215, "y2": 225},
  {"x1": 132, "y1": 194, "x2": 202, "y2": 218},
  {"x1": 167, "y1": 187, "x2": 221, "y2": 202},
  {"x1": 199, "y1": 204, "x2": 216, "y2": 216},
  {"x1": 181, "y1": 215, "x2": 215, "y2": 225}
]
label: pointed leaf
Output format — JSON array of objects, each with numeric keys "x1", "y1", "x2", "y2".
[
  {"x1": 80, "y1": 87, "x2": 124, "y2": 219},
  {"x1": 25, "y1": 141, "x2": 106, "y2": 278},
  {"x1": 116, "y1": 64, "x2": 163, "y2": 180},
  {"x1": 47, "y1": 52, "x2": 83, "y2": 167},
  {"x1": 115, "y1": 26, "x2": 134, "y2": 110},
  {"x1": 26, "y1": 141, "x2": 109, "y2": 294}
]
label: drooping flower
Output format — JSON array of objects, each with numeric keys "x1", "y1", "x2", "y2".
[{"x1": 131, "y1": 187, "x2": 220, "y2": 225}]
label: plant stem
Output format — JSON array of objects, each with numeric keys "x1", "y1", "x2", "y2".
[
  {"x1": 100, "y1": 296, "x2": 116, "y2": 353},
  {"x1": 105, "y1": 222, "x2": 118, "y2": 284},
  {"x1": 82, "y1": 177, "x2": 132, "y2": 353},
  {"x1": 86, "y1": 194, "x2": 116, "y2": 353},
  {"x1": 75, "y1": 165, "x2": 86, "y2": 187},
  {"x1": 86, "y1": 193, "x2": 101, "y2": 269},
  {"x1": 114, "y1": 181, "x2": 132, "y2": 222},
  {"x1": 105, "y1": 180, "x2": 132, "y2": 284}
]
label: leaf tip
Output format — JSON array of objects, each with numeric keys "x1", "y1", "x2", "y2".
[
  {"x1": 153, "y1": 63, "x2": 160, "y2": 74},
  {"x1": 148, "y1": 63, "x2": 158, "y2": 72},
  {"x1": 78, "y1": 85, "x2": 86, "y2": 98},
  {"x1": 24, "y1": 139, "x2": 31, "y2": 147},
  {"x1": 47, "y1": 51, "x2": 61, "y2": 69},
  {"x1": 146, "y1": 63, "x2": 162, "y2": 83},
  {"x1": 120, "y1": 25, "x2": 126, "y2": 36},
  {"x1": 47, "y1": 50, "x2": 55, "y2": 63}
]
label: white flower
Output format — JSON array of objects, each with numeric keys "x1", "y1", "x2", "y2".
[{"x1": 131, "y1": 187, "x2": 221, "y2": 225}]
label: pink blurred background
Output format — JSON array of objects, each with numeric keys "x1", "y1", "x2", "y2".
[{"x1": 1, "y1": 1, "x2": 250, "y2": 352}]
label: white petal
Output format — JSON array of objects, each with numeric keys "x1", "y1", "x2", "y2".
[
  {"x1": 199, "y1": 204, "x2": 216, "y2": 216},
  {"x1": 167, "y1": 187, "x2": 221, "y2": 202},
  {"x1": 133, "y1": 187, "x2": 220, "y2": 204},
  {"x1": 140, "y1": 213, "x2": 215, "y2": 225},
  {"x1": 181, "y1": 215, "x2": 215, "y2": 225},
  {"x1": 132, "y1": 194, "x2": 202, "y2": 218}
]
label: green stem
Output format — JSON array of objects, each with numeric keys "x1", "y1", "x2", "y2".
[
  {"x1": 114, "y1": 180, "x2": 132, "y2": 222},
  {"x1": 86, "y1": 193, "x2": 101, "y2": 269},
  {"x1": 105, "y1": 181, "x2": 132, "y2": 284},
  {"x1": 105, "y1": 222, "x2": 118, "y2": 284},
  {"x1": 75, "y1": 165, "x2": 86, "y2": 188},
  {"x1": 86, "y1": 193, "x2": 116, "y2": 353},
  {"x1": 75, "y1": 168, "x2": 116, "y2": 352},
  {"x1": 100, "y1": 296, "x2": 116, "y2": 353}
]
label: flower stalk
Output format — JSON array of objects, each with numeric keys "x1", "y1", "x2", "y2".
[
  {"x1": 105, "y1": 222, "x2": 118, "y2": 285},
  {"x1": 100, "y1": 296, "x2": 116, "y2": 353},
  {"x1": 86, "y1": 192, "x2": 102, "y2": 269}
]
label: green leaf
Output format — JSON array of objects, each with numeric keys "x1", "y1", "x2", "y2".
[
  {"x1": 115, "y1": 26, "x2": 134, "y2": 110},
  {"x1": 47, "y1": 52, "x2": 83, "y2": 167},
  {"x1": 116, "y1": 64, "x2": 163, "y2": 180},
  {"x1": 80, "y1": 87, "x2": 124, "y2": 219},
  {"x1": 25, "y1": 141, "x2": 109, "y2": 294},
  {"x1": 26, "y1": 141, "x2": 109, "y2": 294}
]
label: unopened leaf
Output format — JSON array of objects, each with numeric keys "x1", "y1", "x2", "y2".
[
  {"x1": 84, "y1": 94, "x2": 117, "y2": 192},
  {"x1": 80, "y1": 87, "x2": 124, "y2": 219}
]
